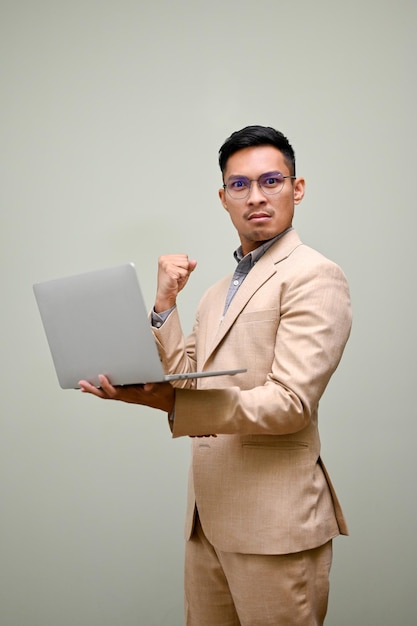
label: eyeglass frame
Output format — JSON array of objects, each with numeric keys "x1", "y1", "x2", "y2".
[{"x1": 222, "y1": 171, "x2": 296, "y2": 200}]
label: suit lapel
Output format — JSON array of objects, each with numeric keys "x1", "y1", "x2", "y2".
[{"x1": 204, "y1": 230, "x2": 303, "y2": 362}]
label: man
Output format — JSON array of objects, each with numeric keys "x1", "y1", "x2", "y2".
[{"x1": 80, "y1": 125, "x2": 352, "y2": 625}]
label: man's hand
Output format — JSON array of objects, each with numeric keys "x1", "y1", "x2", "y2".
[
  {"x1": 154, "y1": 254, "x2": 197, "y2": 313},
  {"x1": 78, "y1": 375, "x2": 176, "y2": 413}
]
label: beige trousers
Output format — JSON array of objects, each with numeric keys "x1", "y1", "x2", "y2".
[{"x1": 185, "y1": 516, "x2": 333, "y2": 626}]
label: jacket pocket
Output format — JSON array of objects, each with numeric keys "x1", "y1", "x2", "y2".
[{"x1": 235, "y1": 308, "x2": 278, "y2": 324}]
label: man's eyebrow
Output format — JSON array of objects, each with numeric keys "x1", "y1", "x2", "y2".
[{"x1": 227, "y1": 170, "x2": 282, "y2": 179}]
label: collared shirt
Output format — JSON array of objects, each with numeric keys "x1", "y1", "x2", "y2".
[{"x1": 222, "y1": 227, "x2": 293, "y2": 318}]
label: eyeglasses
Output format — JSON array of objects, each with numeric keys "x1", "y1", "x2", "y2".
[{"x1": 223, "y1": 171, "x2": 296, "y2": 199}]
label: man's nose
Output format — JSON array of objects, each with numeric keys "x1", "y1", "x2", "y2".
[{"x1": 247, "y1": 181, "x2": 266, "y2": 203}]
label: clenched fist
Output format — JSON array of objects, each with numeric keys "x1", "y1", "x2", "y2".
[{"x1": 154, "y1": 254, "x2": 197, "y2": 313}]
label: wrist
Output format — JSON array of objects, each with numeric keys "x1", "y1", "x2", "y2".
[{"x1": 154, "y1": 296, "x2": 176, "y2": 314}]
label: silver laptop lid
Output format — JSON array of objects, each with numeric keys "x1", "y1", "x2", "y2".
[{"x1": 33, "y1": 263, "x2": 246, "y2": 388}]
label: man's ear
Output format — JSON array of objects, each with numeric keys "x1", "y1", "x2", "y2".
[
  {"x1": 293, "y1": 177, "x2": 306, "y2": 205},
  {"x1": 219, "y1": 187, "x2": 229, "y2": 211}
]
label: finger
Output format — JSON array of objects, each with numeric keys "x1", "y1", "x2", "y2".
[
  {"x1": 160, "y1": 255, "x2": 196, "y2": 276},
  {"x1": 98, "y1": 374, "x2": 117, "y2": 395},
  {"x1": 78, "y1": 380, "x2": 107, "y2": 398}
]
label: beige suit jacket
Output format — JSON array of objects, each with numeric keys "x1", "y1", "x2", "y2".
[{"x1": 152, "y1": 230, "x2": 352, "y2": 555}]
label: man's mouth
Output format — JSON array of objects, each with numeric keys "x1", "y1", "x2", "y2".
[{"x1": 248, "y1": 212, "x2": 271, "y2": 222}]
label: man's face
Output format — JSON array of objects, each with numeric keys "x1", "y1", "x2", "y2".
[{"x1": 218, "y1": 145, "x2": 305, "y2": 255}]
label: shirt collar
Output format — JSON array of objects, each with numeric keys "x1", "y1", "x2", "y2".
[{"x1": 233, "y1": 226, "x2": 293, "y2": 266}]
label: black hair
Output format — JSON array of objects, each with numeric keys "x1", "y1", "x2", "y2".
[{"x1": 218, "y1": 125, "x2": 296, "y2": 177}]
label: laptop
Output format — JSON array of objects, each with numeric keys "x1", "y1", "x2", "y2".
[{"x1": 33, "y1": 263, "x2": 246, "y2": 389}]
